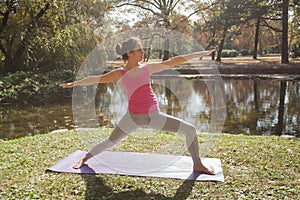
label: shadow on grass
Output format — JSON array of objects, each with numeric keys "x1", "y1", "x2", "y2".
[{"x1": 81, "y1": 174, "x2": 195, "y2": 200}]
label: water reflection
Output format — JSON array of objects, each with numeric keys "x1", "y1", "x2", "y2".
[
  {"x1": 93, "y1": 77, "x2": 299, "y2": 137},
  {"x1": 0, "y1": 78, "x2": 299, "y2": 140},
  {"x1": 223, "y1": 79, "x2": 299, "y2": 136},
  {"x1": 0, "y1": 104, "x2": 74, "y2": 140},
  {"x1": 95, "y1": 78, "x2": 299, "y2": 137}
]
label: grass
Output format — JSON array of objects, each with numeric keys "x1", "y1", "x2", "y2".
[{"x1": 0, "y1": 129, "x2": 299, "y2": 199}]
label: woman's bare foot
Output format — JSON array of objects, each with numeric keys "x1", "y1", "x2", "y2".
[
  {"x1": 193, "y1": 163, "x2": 215, "y2": 175},
  {"x1": 73, "y1": 157, "x2": 88, "y2": 169}
]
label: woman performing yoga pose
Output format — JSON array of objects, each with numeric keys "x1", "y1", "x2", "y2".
[{"x1": 60, "y1": 37, "x2": 215, "y2": 175}]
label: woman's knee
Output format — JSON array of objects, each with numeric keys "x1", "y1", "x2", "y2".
[{"x1": 180, "y1": 123, "x2": 197, "y2": 137}]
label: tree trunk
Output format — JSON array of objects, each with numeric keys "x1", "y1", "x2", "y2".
[
  {"x1": 3, "y1": 34, "x2": 29, "y2": 73},
  {"x1": 281, "y1": 0, "x2": 289, "y2": 63},
  {"x1": 216, "y1": 28, "x2": 227, "y2": 62},
  {"x1": 253, "y1": 18, "x2": 260, "y2": 59},
  {"x1": 211, "y1": 30, "x2": 216, "y2": 60},
  {"x1": 163, "y1": 39, "x2": 170, "y2": 61},
  {"x1": 258, "y1": 37, "x2": 263, "y2": 55}
]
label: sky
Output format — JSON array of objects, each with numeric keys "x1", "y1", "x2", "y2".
[{"x1": 106, "y1": 1, "x2": 200, "y2": 29}]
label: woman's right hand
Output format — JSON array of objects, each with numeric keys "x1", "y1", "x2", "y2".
[{"x1": 60, "y1": 82, "x2": 75, "y2": 88}]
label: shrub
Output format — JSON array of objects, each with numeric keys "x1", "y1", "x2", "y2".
[
  {"x1": 221, "y1": 49, "x2": 239, "y2": 57},
  {"x1": 0, "y1": 70, "x2": 75, "y2": 105},
  {"x1": 291, "y1": 41, "x2": 300, "y2": 58},
  {"x1": 240, "y1": 49, "x2": 253, "y2": 56}
]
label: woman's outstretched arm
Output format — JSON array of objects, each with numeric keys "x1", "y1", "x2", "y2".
[
  {"x1": 60, "y1": 68, "x2": 122, "y2": 88},
  {"x1": 147, "y1": 49, "x2": 215, "y2": 74}
]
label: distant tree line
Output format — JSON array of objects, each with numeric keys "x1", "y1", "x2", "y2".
[
  {"x1": 0, "y1": 0, "x2": 299, "y2": 74},
  {"x1": 116, "y1": 0, "x2": 299, "y2": 63}
]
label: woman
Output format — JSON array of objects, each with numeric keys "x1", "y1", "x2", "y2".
[{"x1": 60, "y1": 37, "x2": 215, "y2": 175}]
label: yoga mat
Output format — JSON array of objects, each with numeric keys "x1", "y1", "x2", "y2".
[{"x1": 47, "y1": 150, "x2": 224, "y2": 182}]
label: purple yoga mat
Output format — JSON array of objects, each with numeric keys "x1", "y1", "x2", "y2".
[{"x1": 47, "y1": 150, "x2": 224, "y2": 182}]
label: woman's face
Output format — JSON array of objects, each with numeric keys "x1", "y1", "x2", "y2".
[{"x1": 130, "y1": 43, "x2": 144, "y2": 62}]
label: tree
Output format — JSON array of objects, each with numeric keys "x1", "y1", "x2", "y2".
[
  {"x1": 251, "y1": 1, "x2": 269, "y2": 59},
  {"x1": 290, "y1": 1, "x2": 300, "y2": 57},
  {"x1": 210, "y1": 0, "x2": 268, "y2": 61},
  {"x1": 281, "y1": 0, "x2": 289, "y2": 63},
  {"x1": 0, "y1": 1, "x2": 51, "y2": 72},
  {"x1": 115, "y1": 0, "x2": 181, "y2": 28},
  {"x1": 115, "y1": 0, "x2": 181, "y2": 60},
  {"x1": 256, "y1": 0, "x2": 294, "y2": 63},
  {"x1": 290, "y1": 0, "x2": 300, "y2": 52},
  {"x1": 0, "y1": 0, "x2": 110, "y2": 73},
  {"x1": 114, "y1": 0, "x2": 212, "y2": 60},
  {"x1": 253, "y1": 18, "x2": 261, "y2": 59}
]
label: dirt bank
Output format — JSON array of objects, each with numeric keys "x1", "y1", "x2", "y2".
[{"x1": 157, "y1": 56, "x2": 300, "y2": 80}]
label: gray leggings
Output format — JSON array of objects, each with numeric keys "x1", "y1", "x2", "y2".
[{"x1": 87, "y1": 111, "x2": 201, "y2": 164}]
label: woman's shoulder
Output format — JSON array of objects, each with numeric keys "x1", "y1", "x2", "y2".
[
  {"x1": 109, "y1": 67, "x2": 124, "y2": 73},
  {"x1": 106, "y1": 68, "x2": 124, "y2": 78},
  {"x1": 142, "y1": 62, "x2": 165, "y2": 74},
  {"x1": 141, "y1": 64, "x2": 151, "y2": 74}
]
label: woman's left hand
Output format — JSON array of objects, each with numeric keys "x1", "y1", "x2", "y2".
[{"x1": 206, "y1": 49, "x2": 216, "y2": 55}]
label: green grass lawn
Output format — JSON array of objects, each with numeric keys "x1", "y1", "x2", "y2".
[{"x1": 0, "y1": 129, "x2": 299, "y2": 199}]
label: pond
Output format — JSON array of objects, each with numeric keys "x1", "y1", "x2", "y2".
[{"x1": 1, "y1": 77, "x2": 299, "y2": 140}]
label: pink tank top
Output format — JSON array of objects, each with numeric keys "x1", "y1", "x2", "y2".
[{"x1": 121, "y1": 65, "x2": 159, "y2": 114}]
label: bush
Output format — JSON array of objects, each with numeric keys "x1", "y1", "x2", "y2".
[
  {"x1": 291, "y1": 41, "x2": 300, "y2": 58},
  {"x1": 221, "y1": 49, "x2": 239, "y2": 57},
  {"x1": 0, "y1": 70, "x2": 75, "y2": 105},
  {"x1": 240, "y1": 49, "x2": 253, "y2": 56}
]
